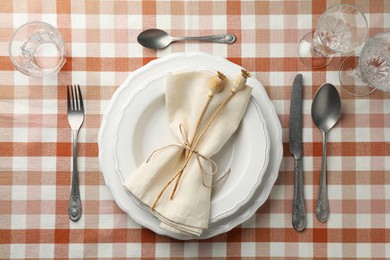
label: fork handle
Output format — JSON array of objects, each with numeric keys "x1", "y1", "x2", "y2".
[{"x1": 69, "y1": 130, "x2": 82, "y2": 222}]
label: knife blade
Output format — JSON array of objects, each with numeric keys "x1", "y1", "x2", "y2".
[{"x1": 289, "y1": 73, "x2": 306, "y2": 231}]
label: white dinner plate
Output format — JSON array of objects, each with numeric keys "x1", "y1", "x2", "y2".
[
  {"x1": 98, "y1": 52, "x2": 283, "y2": 239},
  {"x1": 113, "y1": 69, "x2": 270, "y2": 223}
]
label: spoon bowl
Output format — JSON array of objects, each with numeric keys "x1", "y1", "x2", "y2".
[
  {"x1": 311, "y1": 83, "x2": 341, "y2": 222},
  {"x1": 137, "y1": 29, "x2": 236, "y2": 49}
]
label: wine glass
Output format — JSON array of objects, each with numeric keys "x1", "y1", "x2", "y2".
[
  {"x1": 298, "y1": 4, "x2": 368, "y2": 69},
  {"x1": 339, "y1": 32, "x2": 390, "y2": 96}
]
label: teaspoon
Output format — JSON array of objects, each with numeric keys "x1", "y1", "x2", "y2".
[
  {"x1": 137, "y1": 29, "x2": 236, "y2": 49},
  {"x1": 311, "y1": 83, "x2": 341, "y2": 223}
]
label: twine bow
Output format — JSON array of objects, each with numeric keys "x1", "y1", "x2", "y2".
[{"x1": 146, "y1": 124, "x2": 229, "y2": 209}]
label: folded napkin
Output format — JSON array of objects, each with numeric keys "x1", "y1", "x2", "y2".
[{"x1": 124, "y1": 70, "x2": 252, "y2": 236}]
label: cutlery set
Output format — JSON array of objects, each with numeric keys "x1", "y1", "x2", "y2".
[
  {"x1": 65, "y1": 29, "x2": 342, "y2": 229},
  {"x1": 289, "y1": 75, "x2": 341, "y2": 231},
  {"x1": 68, "y1": 73, "x2": 341, "y2": 230},
  {"x1": 63, "y1": 51, "x2": 341, "y2": 230}
]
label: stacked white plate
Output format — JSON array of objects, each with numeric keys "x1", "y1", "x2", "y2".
[{"x1": 98, "y1": 52, "x2": 283, "y2": 240}]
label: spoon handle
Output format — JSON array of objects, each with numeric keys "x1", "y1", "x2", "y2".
[
  {"x1": 175, "y1": 34, "x2": 236, "y2": 44},
  {"x1": 316, "y1": 131, "x2": 330, "y2": 222},
  {"x1": 292, "y1": 157, "x2": 306, "y2": 231}
]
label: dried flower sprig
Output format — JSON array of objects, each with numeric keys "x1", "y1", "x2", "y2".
[
  {"x1": 172, "y1": 69, "x2": 250, "y2": 199},
  {"x1": 189, "y1": 71, "x2": 226, "y2": 146},
  {"x1": 151, "y1": 69, "x2": 250, "y2": 209},
  {"x1": 151, "y1": 71, "x2": 226, "y2": 209},
  {"x1": 171, "y1": 71, "x2": 226, "y2": 199},
  {"x1": 191, "y1": 69, "x2": 250, "y2": 150}
]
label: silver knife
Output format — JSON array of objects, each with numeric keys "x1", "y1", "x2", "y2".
[{"x1": 289, "y1": 74, "x2": 306, "y2": 231}]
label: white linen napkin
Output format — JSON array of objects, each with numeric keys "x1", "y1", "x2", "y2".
[{"x1": 124, "y1": 70, "x2": 252, "y2": 236}]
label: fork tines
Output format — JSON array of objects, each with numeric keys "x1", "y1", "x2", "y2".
[{"x1": 67, "y1": 84, "x2": 84, "y2": 111}]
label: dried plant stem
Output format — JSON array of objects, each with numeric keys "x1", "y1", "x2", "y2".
[
  {"x1": 188, "y1": 71, "x2": 226, "y2": 148},
  {"x1": 170, "y1": 91, "x2": 236, "y2": 199},
  {"x1": 151, "y1": 164, "x2": 186, "y2": 209},
  {"x1": 192, "y1": 92, "x2": 235, "y2": 150},
  {"x1": 171, "y1": 94, "x2": 213, "y2": 199},
  {"x1": 188, "y1": 95, "x2": 213, "y2": 149},
  {"x1": 169, "y1": 151, "x2": 194, "y2": 200},
  {"x1": 151, "y1": 95, "x2": 215, "y2": 208}
]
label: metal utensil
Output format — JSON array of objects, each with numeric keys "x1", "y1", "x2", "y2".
[
  {"x1": 311, "y1": 83, "x2": 341, "y2": 223},
  {"x1": 67, "y1": 84, "x2": 85, "y2": 222},
  {"x1": 289, "y1": 74, "x2": 306, "y2": 231},
  {"x1": 137, "y1": 28, "x2": 236, "y2": 49}
]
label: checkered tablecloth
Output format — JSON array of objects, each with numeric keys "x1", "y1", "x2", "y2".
[{"x1": 1, "y1": 0, "x2": 389, "y2": 258}]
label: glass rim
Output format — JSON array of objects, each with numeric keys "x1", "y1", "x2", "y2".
[
  {"x1": 317, "y1": 4, "x2": 368, "y2": 53},
  {"x1": 358, "y1": 31, "x2": 390, "y2": 90},
  {"x1": 8, "y1": 21, "x2": 66, "y2": 77}
]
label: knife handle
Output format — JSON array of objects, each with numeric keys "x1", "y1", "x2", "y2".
[{"x1": 292, "y1": 157, "x2": 306, "y2": 231}]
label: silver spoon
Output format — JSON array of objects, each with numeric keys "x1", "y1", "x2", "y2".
[
  {"x1": 137, "y1": 29, "x2": 236, "y2": 49},
  {"x1": 311, "y1": 83, "x2": 341, "y2": 223}
]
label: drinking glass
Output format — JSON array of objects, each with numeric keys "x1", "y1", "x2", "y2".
[
  {"x1": 298, "y1": 4, "x2": 368, "y2": 69},
  {"x1": 9, "y1": 21, "x2": 66, "y2": 77},
  {"x1": 339, "y1": 32, "x2": 390, "y2": 96}
]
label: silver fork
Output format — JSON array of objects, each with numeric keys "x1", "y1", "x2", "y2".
[{"x1": 67, "y1": 84, "x2": 85, "y2": 222}]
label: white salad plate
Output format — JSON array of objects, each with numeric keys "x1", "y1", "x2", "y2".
[
  {"x1": 98, "y1": 52, "x2": 283, "y2": 240},
  {"x1": 113, "y1": 69, "x2": 270, "y2": 223}
]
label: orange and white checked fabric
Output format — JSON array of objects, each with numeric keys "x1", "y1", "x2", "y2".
[{"x1": 0, "y1": 0, "x2": 389, "y2": 258}]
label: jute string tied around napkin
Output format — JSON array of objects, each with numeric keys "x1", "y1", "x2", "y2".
[{"x1": 146, "y1": 123, "x2": 230, "y2": 209}]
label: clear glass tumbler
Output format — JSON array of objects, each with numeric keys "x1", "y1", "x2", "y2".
[
  {"x1": 298, "y1": 4, "x2": 368, "y2": 69},
  {"x1": 9, "y1": 21, "x2": 66, "y2": 77},
  {"x1": 339, "y1": 32, "x2": 390, "y2": 96}
]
